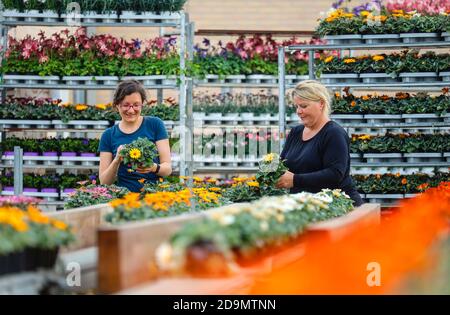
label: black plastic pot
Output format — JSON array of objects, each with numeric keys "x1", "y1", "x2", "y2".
[
  {"x1": 0, "y1": 250, "x2": 27, "y2": 276},
  {"x1": 36, "y1": 248, "x2": 59, "y2": 269}
]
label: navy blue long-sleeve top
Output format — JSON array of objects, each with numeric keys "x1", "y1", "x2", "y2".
[{"x1": 280, "y1": 121, "x2": 363, "y2": 206}]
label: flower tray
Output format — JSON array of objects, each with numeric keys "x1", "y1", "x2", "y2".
[
  {"x1": 2, "y1": 75, "x2": 59, "y2": 85},
  {"x1": 319, "y1": 73, "x2": 359, "y2": 84},
  {"x1": 0, "y1": 119, "x2": 52, "y2": 129},
  {"x1": 119, "y1": 11, "x2": 182, "y2": 24},
  {"x1": 61, "y1": 76, "x2": 119, "y2": 86},
  {"x1": 362, "y1": 34, "x2": 401, "y2": 44},
  {"x1": 403, "y1": 152, "x2": 443, "y2": 163},
  {"x1": 323, "y1": 34, "x2": 363, "y2": 45},
  {"x1": 363, "y1": 153, "x2": 403, "y2": 163},
  {"x1": 399, "y1": 32, "x2": 441, "y2": 43}
]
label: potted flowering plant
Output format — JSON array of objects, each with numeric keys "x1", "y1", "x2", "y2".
[
  {"x1": 119, "y1": 137, "x2": 159, "y2": 173},
  {"x1": 255, "y1": 153, "x2": 289, "y2": 196},
  {"x1": 0, "y1": 205, "x2": 75, "y2": 275},
  {"x1": 64, "y1": 184, "x2": 130, "y2": 209}
]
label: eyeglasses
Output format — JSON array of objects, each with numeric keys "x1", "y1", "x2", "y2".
[{"x1": 120, "y1": 103, "x2": 143, "y2": 110}]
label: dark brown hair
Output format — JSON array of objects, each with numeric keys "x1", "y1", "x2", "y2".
[{"x1": 113, "y1": 80, "x2": 147, "y2": 108}]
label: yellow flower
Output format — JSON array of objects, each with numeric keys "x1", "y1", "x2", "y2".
[
  {"x1": 246, "y1": 181, "x2": 260, "y2": 188},
  {"x1": 193, "y1": 177, "x2": 203, "y2": 182},
  {"x1": 127, "y1": 169, "x2": 133, "y2": 173},
  {"x1": 263, "y1": 153, "x2": 275, "y2": 163},
  {"x1": 95, "y1": 103, "x2": 107, "y2": 110},
  {"x1": 343, "y1": 58, "x2": 356, "y2": 64},
  {"x1": 129, "y1": 148, "x2": 141, "y2": 159},
  {"x1": 358, "y1": 135, "x2": 371, "y2": 141},
  {"x1": 324, "y1": 56, "x2": 334, "y2": 63},
  {"x1": 208, "y1": 187, "x2": 222, "y2": 192},
  {"x1": 75, "y1": 104, "x2": 88, "y2": 111},
  {"x1": 372, "y1": 55, "x2": 384, "y2": 61},
  {"x1": 360, "y1": 11, "x2": 370, "y2": 17}
]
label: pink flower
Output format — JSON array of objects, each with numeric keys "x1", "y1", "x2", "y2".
[
  {"x1": 255, "y1": 45, "x2": 264, "y2": 54},
  {"x1": 239, "y1": 50, "x2": 248, "y2": 59},
  {"x1": 38, "y1": 54, "x2": 49, "y2": 63}
]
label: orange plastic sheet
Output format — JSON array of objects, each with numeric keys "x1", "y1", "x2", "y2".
[{"x1": 241, "y1": 183, "x2": 450, "y2": 294}]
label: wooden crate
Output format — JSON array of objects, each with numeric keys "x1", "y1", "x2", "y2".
[{"x1": 46, "y1": 203, "x2": 113, "y2": 252}]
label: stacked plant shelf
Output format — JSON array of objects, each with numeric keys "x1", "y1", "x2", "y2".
[
  {"x1": 275, "y1": 6, "x2": 450, "y2": 207},
  {"x1": 0, "y1": 6, "x2": 192, "y2": 210}
]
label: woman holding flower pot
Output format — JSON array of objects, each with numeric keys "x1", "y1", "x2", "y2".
[
  {"x1": 276, "y1": 80, "x2": 362, "y2": 206},
  {"x1": 99, "y1": 80, "x2": 172, "y2": 192}
]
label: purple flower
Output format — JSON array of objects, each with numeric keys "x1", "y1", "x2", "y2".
[
  {"x1": 133, "y1": 39, "x2": 141, "y2": 49},
  {"x1": 332, "y1": 0, "x2": 344, "y2": 9},
  {"x1": 168, "y1": 37, "x2": 177, "y2": 46},
  {"x1": 202, "y1": 38, "x2": 210, "y2": 47},
  {"x1": 89, "y1": 175, "x2": 97, "y2": 181},
  {"x1": 82, "y1": 139, "x2": 89, "y2": 146}
]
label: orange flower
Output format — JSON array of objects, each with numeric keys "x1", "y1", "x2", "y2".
[
  {"x1": 138, "y1": 178, "x2": 146, "y2": 184},
  {"x1": 361, "y1": 95, "x2": 370, "y2": 101},
  {"x1": 75, "y1": 104, "x2": 88, "y2": 111},
  {"x1": 401, "y1": 178, "x2": 408, "y2": 185},
  {"x1": 372, "y1": 55, "x2": 384, "y2": 62},
  {"x1": 351, "y1": 101, "x2": 356, "y2": 107},
  {"x1": 52, "y1": 220, "x2": 68, "y2": 230}
]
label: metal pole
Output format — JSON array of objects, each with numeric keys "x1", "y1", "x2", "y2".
[
  {"x1": 1, "y1": 25, "x2": 9, "y2": 102},
  {"x1": 308, "y1": 50, "x2": 315, "y2": 80},
  {"x1": 186, "y1": 22, "x2": 195, "y2": 180},
  {"x1": 157, "y1": 26, "x2": 164, "y2": 104},
  {"x1": 13, "y1": 146, "x2": 23, "y2": 195},
  {"x1": 179, "y1": 12, "x2": 187, "y2": 177},
  {"x1": 278, "y1": 46, "x2": 286, "y2": 152}
]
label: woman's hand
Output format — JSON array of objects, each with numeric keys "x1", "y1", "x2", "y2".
[
  {"x1": 276, "y1": 171, "x2": 294, "y2": 189},
  {"x1": 114, "y1": 145, "x2": 124, "y2": 163},
  {"x1": 136, "y1": 164, "x2": 157, "y2": 174}
]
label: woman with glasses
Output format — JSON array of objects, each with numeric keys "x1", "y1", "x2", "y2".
[
  {"x1": 276, "y1": 80, "x2": 363, "y2": 206},
  {"x1": 98, "y1": 80, "x2": 172, "y2": 192}
]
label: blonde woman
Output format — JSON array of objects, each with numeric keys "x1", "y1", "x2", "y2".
[{"x1": 276, "y1": 80, "x2": 362, "y2": 206}]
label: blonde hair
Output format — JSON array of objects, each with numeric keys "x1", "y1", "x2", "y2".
[{"x1": 292, "y1": 80, "x2": 332, "y2": 117}]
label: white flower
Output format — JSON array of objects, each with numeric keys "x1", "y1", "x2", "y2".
[
  {"x1": 219, "y1": 214, "x2": 235, "y2": 226},
  {"x1": 314, "y1": 193, "x2": 333, "y2": 204},
  {"x1": 155, "y1": 243, "x2": 174, "y2": 270},
  {"x1": 260, "y1": 221, "x2": 269, "y2": 231}
]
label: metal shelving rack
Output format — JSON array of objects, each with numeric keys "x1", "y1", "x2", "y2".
[
  {"x1": 277, "y1": 40, "x2": 450, "y2": 206},
  {"x1": 0, "y1": 11, "x2": 195, "y2": 206}
]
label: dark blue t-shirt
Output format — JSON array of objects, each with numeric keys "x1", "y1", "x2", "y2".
[{"x1": 98, "y1": 116, "x2": 168, "y2": 192}]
